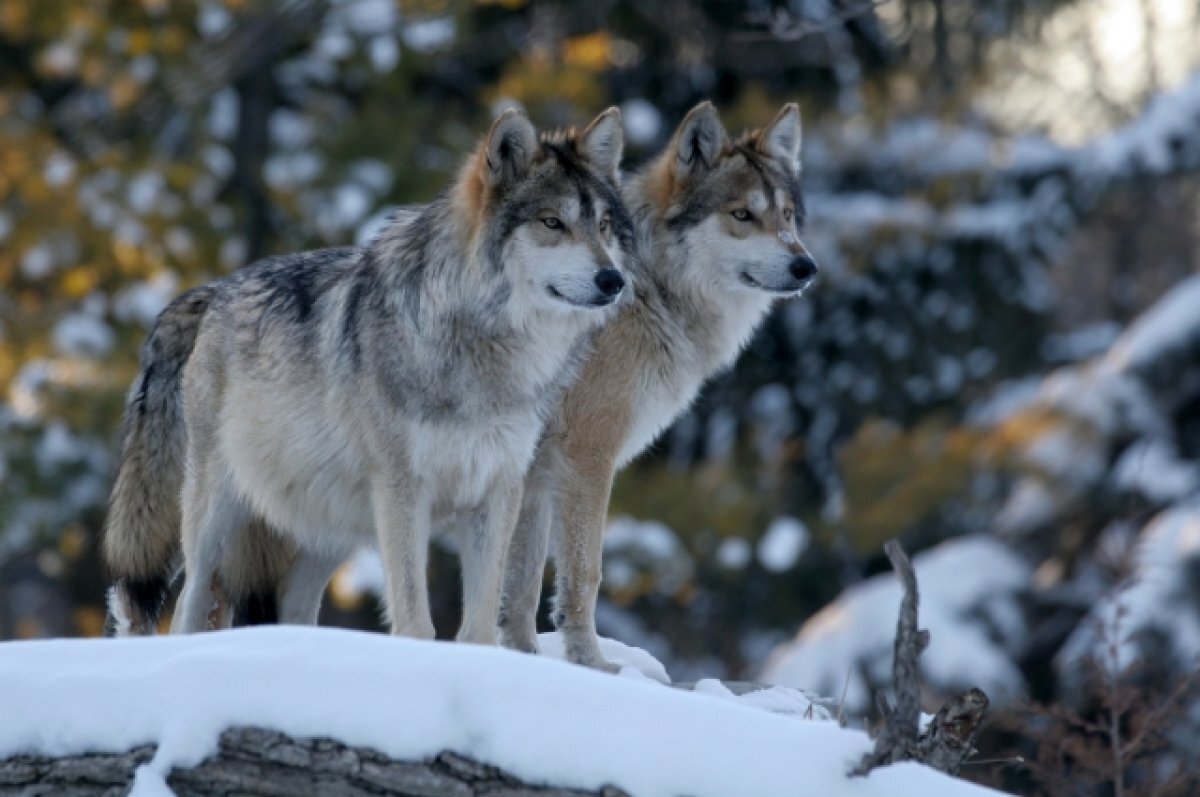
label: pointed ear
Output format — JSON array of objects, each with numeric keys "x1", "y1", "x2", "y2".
[
  {"x1": 484, "y1": 109, "x2": 538, "y2": 190},
  {"x1": 579, "y1": 106, "x2": 623, "y2": 181},
  {"x1": 670, "y1": 101, "x2": 728, "y2": 180},
  {"x1": 757, "y1": 103, "x2": 802, "y2": 171}
]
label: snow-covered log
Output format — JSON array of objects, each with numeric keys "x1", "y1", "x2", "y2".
[{"x1": 0, "y1": 628, "x2": 1007, "y2": 797}]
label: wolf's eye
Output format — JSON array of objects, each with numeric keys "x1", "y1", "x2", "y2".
[
  {"x1": 542, "y1": 216, "x2": 564, "y2": 231},
  {"x1": 731, "y1": 209, "x2": 752, "y2": 222},
  {"x1": 598, "y1": 214, "x2": 611, "y2": 233}
]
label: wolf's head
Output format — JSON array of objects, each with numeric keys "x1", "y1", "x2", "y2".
[
  {"x1": 457, "y1": 107, "x2": 632, "y2": 312},
  {"x1": 642, "y1": 101, "x2": 817, "y2": 297}
]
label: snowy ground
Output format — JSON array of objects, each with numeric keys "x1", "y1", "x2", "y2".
[{"x1": 0, "y1": 627, "x2": 1007, "y2": 796}]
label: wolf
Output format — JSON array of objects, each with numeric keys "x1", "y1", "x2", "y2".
[
  {"x1": 103, "y1": 107, "x2": 633, "y2": 643},
  {"x1": 494, "y1": 102, "x2": 817, "y2": 670}
]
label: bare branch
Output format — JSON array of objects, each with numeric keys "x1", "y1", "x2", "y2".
[{"x1": 851, "y1": 540, "x2": 990, "y2": 777}]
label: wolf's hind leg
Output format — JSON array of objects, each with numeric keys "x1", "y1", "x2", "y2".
[
  {"x1": 171, "y1": 466, "x2": 250, "y2": 634},
  {"x1": 278, "y1": 548, "x2": 342, "y2": 625},
  {"x1": 498, "y1": 466, "x2": 555, "y2": 653},
  {"x1": 458, "y1": 472, "x2": 524, "y2": 646}
]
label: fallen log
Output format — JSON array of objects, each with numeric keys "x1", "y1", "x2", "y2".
[{"x1": 0, "y1": 726, "x2": 629, "y2": 797}]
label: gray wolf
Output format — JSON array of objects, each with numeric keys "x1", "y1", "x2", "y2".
[
  {"x1": 495, "y1": 102, "x2": 817, "y2": 670},
  {"x1": 103, "y1": 107, "x2": 633, "y2": 642}
]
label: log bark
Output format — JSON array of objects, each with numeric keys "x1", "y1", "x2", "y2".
[{"x1": 0, "y1": 727, "x2": 630, "y2": 797}]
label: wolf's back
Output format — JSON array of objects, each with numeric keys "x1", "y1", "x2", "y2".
[{"x1": 103, "y1": 286, "x2": 214, "y2": 635}]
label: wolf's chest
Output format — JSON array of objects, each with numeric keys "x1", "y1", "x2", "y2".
[
  {"x1": 408, "y1": 413, "x2": 541, "y2": 508},
  {"x1": 615, "y1": 367, "x2": 706, "y2": 468}
]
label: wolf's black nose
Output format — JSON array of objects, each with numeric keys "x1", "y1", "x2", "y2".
[
  {"x1": 594, "y1": 268, "x2": 625, "y2": 298},
  {"x1": 789, "y1": 255, "x2": 818, "y2": 283}
]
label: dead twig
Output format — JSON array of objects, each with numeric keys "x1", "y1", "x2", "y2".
[{"x1": 851, "y1": 540, "x2": 990, "y2": 777}]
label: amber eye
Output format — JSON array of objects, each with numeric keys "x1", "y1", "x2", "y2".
[
  {"x1": 731, "y1": 208, "x2": 752, "y2": 222},
  {"x1": 783, "y1": 207, "x2": 794, "y2": 221},
  {"x1": 542, "y1": 216, "x2": 564, "y2": 230}
]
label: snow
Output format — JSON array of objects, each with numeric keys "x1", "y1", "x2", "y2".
[
  {"x1": 1111, "y1": 438, "x2": 1199, "y2": 502},
  {"x1": 717, "y1": 536, "x2": 752, "y2": 569},
  {"x1": 400, "y1": 17, "x2": 455, "y2": 52},
  {"x1": 603, "y1": 516, "x2": 693, "y2": 594},
  {"x1": 1058, "y1": 499, "x2": 1200, "y2": 674},
  {"x1": 0, "y1": 627, "x2": 1007, "y2": 797},
  {"x1": 341, "y1": 0, "x2": 398, "y2": 36},
  {"x1": 966, "y1": 377, "x2": 1044, "y2": 426},
  {"x1": 762, "y1": 536, "x2": 1030, "y2": 713},
  {"x1": 114, "y1": 272, "x2": 181, "y2": 327},
  {"x1": 621, "y1": 99, "x2": 662, "y2": 146},
  {"x1": 757, "y1": 517, "x2": 810, "y2": 572},
  {"x1": 691, "y1": 679, "x2": 835, "y2": 721},
  {"x1": 52, "y1": 311, "x2": 114, "y2": 358},
  {"x1": 1105, "y1": 274, "x2": 1200, "y2": 374},
  {"x1": 537, "y1": 631, "x2": 671, "y2": 684},
  {"x1": 1088, "y1": 70, "x2": 1200, "y2": 175},
  {"x1": 329, "y1": 546, "x2": 386, "y2": 602}
]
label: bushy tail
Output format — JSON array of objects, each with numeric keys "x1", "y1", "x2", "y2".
[{"x1": 104, "y1": 287, "x2": 214, "y2": 636}]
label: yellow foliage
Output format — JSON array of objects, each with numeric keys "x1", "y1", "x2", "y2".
[
  {"x1": 113, "y1": 239, "x2": 142, "y2": 272},
  {"x1": 563, "y1": 32, "x2": 612, "y2": 71},
  {"x1": 834, "y1": 417, "x2": 993, "y2": 552},
  {"x1": 74, "y1": 607, "x2": 107, "y2": 638},
  {"x1": 493, "y1": 57, "x2": 605, "y2": 115},
  {"x1": 80, "y1": 54, "x2": 107, "y2": 86},
  {"x1": 126, "y1": 27, "x2": 153, "y2": 56},
  {"x1": 0, "y1": 1, "x2": 30, "y2": 38},
  {"x1": 159, "y1": 24, "x2": 187, "y2": 54},
  {"x1": 109, "y1": 73, "x2": 142, "y2": 110},
  {"x1": 58, "y1": 524, "x2": 88, "y2": 560},
  {"x1": 60, "y1": 266, "x2": 99, "y2": 297}
]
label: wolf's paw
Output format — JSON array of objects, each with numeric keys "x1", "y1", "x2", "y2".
[
  {"x1": 567, "y1": 645, "x2": 621, "y2": 674},
  {"x1": 498, "y1": 627, "x2": 540, "y2": 654}
]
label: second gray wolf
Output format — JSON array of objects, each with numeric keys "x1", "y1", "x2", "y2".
[{"x1": 496, "y1": 102, "x2": 817, "y2": 670}]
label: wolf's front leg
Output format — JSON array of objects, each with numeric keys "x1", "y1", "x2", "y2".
[
  {"x1": 498, "y1": 452, "x2": 558, "y2": 653},
  {"x1": 552, "y1": 462, "x2": 619, "y2": 673},
  {"x1": 372, "y1": 473, "x2": 436, "y2": 640},
  {"x1": 458, "y1": 472, "x2": 524, "y2": 645}
]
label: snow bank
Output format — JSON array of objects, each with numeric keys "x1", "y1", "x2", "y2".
[
  {"x1": 761, "y1": 536, "x2": 1030, "y2": 713},
  {"x1": 0, "y1": 627, "x2": 1006, "y2": 797},
  {"x1": 1105, "y1": 274, "x2": 1200, "y2": 376}
]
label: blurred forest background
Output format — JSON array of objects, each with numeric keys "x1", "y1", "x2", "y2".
[{"x1": 2, "y1": 0, "x2": 1200, "y2": 793}]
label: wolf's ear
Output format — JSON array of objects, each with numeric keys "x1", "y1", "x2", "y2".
[
  {"x1": 756, "y1": 103, "x2": 802, "y2": 171},
  {"x1": 671, "y1": 101, "x2": 728, "y2": 180},
  {"x1": 484, "y1": 109, "x2": 538, "y2": 189},
  {"x1": 579, "y1": 107, "x2": 623, "y2": 181}
]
